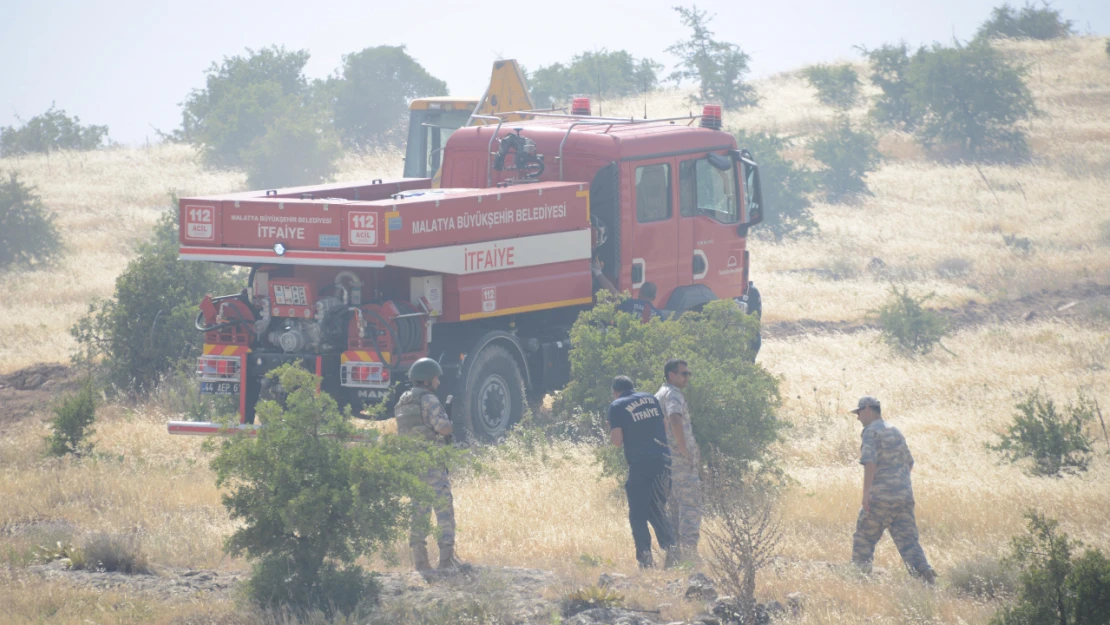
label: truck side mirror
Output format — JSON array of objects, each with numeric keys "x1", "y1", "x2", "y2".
[{"x1": 732, "y1": 149, "x2": 764, "y2": 229}]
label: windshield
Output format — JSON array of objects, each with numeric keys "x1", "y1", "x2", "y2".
[
  {"x1": 403, "y1": 109, "x2": 472, "y2": 178},
  {"x1": 679, "y1": 156, "x2": 740, "y2": 223}
]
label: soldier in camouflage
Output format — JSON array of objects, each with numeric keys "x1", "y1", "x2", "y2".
[
  {"x1": 395, "y1": 358, "x2": 463, "y2": 572},
  {"x1": 850, "y1": 396, "x2": 936, "y2": 583},
  {"x1": 656, "y1": 358, "x2": 701, "y2": 568}
]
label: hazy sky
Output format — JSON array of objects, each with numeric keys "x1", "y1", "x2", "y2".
[{"x1": 2, "y1": 0, "x2": 1107, "y2": 145}]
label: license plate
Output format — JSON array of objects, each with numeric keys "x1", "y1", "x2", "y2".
[{"x1": 200, "y1": 381, "x2": 240, "y2": 395}]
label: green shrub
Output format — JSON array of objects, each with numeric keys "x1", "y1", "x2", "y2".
[
  {"x1": 562, "y1": 585, "x2": 624, "y2": 616},
  {"x1": 810, "y1": 117, "x2": 882, "y2": 202},
  {"x1": 992, "y1": 511, "x2": 1110, "y2": 625},
  {"x1": 530, "y1": 49, "x2": 663, "y2": 109},
  {"x1": 177, "y1": 46, "x2": 340, "y2": 185},
  {"x1": 0, "y1": 172, "x2": 61, "y2": 270},
  {"x1": 803, "y1": 64, "x2": 861, "y2": 111},
  {"x1": 70, "y1": 198, "x2": 241, "y2": 396},
  {"x1": 909, "y1": 41, "x2": 1037, "y2": 160},
  {"x1": 46, "y1": 383, "x2": 97, "y2": 457},
  {"x1": 211, "y1": 365, "x2": 448, "y2": 616},
  {"x1": 667, "y1": 5, "x2": 758, "y2": 110},
  {"x1": 558, "y1": 296, "x2": 782, "y2": 477},
  {"x1": 977, "y1": 3, "x2": 1074, "y2": 41},
  {"x1": 241, "y1": 98, "x2": 340, "y2": 189},
  {"x1": 870, "y1": 285, "x2": 949, "y2": 355},
  {"x1": 949, "y1": 555, "x2": 1019, "y2": 599},
  {"x1": 331, "y1": 45, "x2": 448, "y2": 148},
  {"x1": 863, "y1": 41, "x2": 923, "y2": 130},
  {"x1": 988, "y1": 391, "x2": 1094, "y2": 476},
  {"x1": 0, "y1": 105, "x2": 108, "y2": 156},
  {"x1": 733, "y1": 129, "x2": 818, "y2": 240}
]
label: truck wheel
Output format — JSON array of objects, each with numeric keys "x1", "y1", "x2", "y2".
[{"x1": 459, "y1": 345, "x2": 525, "y2": 441}]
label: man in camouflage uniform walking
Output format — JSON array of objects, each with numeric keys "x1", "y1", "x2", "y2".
[
  {"x1": 850, "y1": 396, "x2": 936, "y2": 583},
  {"x1": 395, "y1": 358, "x2": 463, "y2": 572},
  {"x1": 657, "y1": 358, "x2": 701, "y2": 567}
]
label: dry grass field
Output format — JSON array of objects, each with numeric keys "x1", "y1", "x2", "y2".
[{"x1": 1, "y1": 37, "x2": 1109, "y2": 624}]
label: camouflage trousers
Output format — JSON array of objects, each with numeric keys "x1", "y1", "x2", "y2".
[
  {"x1": 410, "y1": 466, "x2": 456, "y2": 548},
  {"x1": 667, "y1": 458, "x2": 702, "y2": 560},
  {"x1": 852, "y1": 500, "x2": 933, "y2": 577}
]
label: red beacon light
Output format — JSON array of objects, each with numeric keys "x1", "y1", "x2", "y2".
[
  {"x1": 571, "y1": 97, "x2": 592, "y2": 116},
  {"x1": 700, "y1": 104, "x2": 723, "y2": 130}
]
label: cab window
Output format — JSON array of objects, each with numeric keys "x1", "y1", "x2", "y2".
[
  {"x1": 635, "y1": 163, "x2": 672, "y2": 223},
  {"x1": 679, "y1": 157, "x2": 740, "y2": 223}
]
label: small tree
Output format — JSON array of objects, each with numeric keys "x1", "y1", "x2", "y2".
[
  {"x1": 988, "y1": 391, "x2": 1094, "y2": 477},
  {"x1": 177, "y1": 45, "x2": 340, "y2": 183},
  {"x1": 870, "y1": 285, "x2": 949, "y2": 355},
  {"x1": 211, "y1": 365, "x2": 445, "y2": 616},
  {"x1": 0, "y1": 172, "x2": 61, "y2": 270},
  {"x1": 909, "y1": 41, "x2": 1037, "y2": 160},
  {"x1": 71, "y1": 198, "x2": 241, "y2": 395},
  {"x1": 667, "y1": 5, "x2": 759, "y2": 110},
  {"x1": 558, "y1": 296, "x2": 782, "y2": 475},
  {"x1": 46, "y1": 383, "x2": 98, "y2": 457},
  {"x1": 863, "y1": 41, "x2": 923, "y2": 130},
  {"x1": 992, "y1": 511, "x2": 1110, "y2": 625},
  {"x1": 241, "y1": 98, "x2": 340, "y2": 189},
  {"x1": 330, "y1": 45, "x2": 448, "y2": 148},
  {"x1": 977, "y1": 3, "x2": 1074, "y2": 41},
  {"x1": 703, "y1": 465, "x2": 782, "y2": 624},
  {"x1": 733, "y1": 129, "x2": 818, "y2": 240},
  {"x1": 0, "y1": 105, "x2": 109, "y2": 156},
  {"x1": 810, "y1": 117, "x2": 882, "y2": 202},
  {"x1": 529, "y1": 49, "x2": 663, "y2": 108},
  {"x1": 803, "y1": 64, "x2": 861, "y2": 111}
]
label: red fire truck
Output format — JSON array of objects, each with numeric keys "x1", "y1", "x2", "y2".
[{"x1": 171, "y1": 102, "x2": 765, "y2": 440}]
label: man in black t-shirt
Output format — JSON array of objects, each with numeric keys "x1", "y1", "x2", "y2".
[
  {"x1": 608, "y1": 375, "x2": 675, "y2": 568},
  {"x1": 616, "y1": 282, "x2": 669, "y2": 322}
]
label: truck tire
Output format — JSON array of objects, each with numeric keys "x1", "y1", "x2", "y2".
[{"x1": 459, "y1": 345, "x2": 525, "y2": 441}]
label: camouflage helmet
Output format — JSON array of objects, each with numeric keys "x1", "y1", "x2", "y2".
[{"x1": 408, "y1": 358, "x2": 443, "y2": 383}]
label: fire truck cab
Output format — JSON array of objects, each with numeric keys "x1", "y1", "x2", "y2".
[{"x1": 174, "y1": 102, "x2": 764, "y2": 441}]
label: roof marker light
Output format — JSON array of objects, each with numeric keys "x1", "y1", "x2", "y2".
[{"x1": 700, "y1": 104, "x2": 723, "y2": 130}]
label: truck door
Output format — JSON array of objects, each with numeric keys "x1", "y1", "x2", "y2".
[
  {"x1": 624, "y1": 159, "x2": 679, "y2": 300},
  {"x1": 676, "y1": 151, "x2": 746, "y2": 301}
]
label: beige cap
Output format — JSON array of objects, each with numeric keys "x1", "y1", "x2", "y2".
[{"x1": 850, "y1": 395, "x2": 881, "y2": 414}]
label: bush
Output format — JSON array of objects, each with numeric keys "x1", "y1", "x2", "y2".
[
  {"x1": 863, "y1": 42, "x2": 923, "y2": 130},
  {"x1": 909, "y1": 41, "x2": 1037, "y2": 160},
  {"x1": 241, "y1": 98, "x2": 340, "y2": 189},
  {"x1": 870, "y1": 285, "x2": 949, "y2": 355},
  {"x1": 810, "y1": 117, "x2": 882, "y2": 202},
  {"x1": 562, "y1": 585, "x2": 625, "y2": 616},
  {"x1": 0, "y1": 105, "x2": 108, "y2": 156},
  {"x1": 703, "y1": 466, "x2": 782, "y2": 622},
  {"x1": 177, "y1": 46, "x2": 338, "y2": 186},
  {"x1": 558, "y1": 296, "x2": 782, "y2": 475},
  {"x1": 210, "y1": 365, "x2": 448, "y2": 616},
  {"x1": 988, "y1": 391, "x2": 1094, "y2": 476},
  {"x1": 70, "y1": 199, "x2": 241, "y2": 396},
  {"x1": 949, "y1": 555, "x2": 1019, "y2": 599},
  {"x1": 0, "y1": 172, "x2": 61, "y2": 270},
  {"x1": 667, "y1": 5, "x2": 758, "y2": 109},
  {"x1": 46, "y1": 383, "x2": 98, "y2": 457},
  {"x1": 78, "y1": 533, "x2": 147, "y2": 573},
  {"x1": 977, "y1": 3, "x2": 1074, "y2": 41},
  {"x1": 529, "y1": 49, "x2": 663, "y2": 109},
  {"x1": 803, "y1": 64, "x2": 861, "y2": 111},
  {"x1": 992, "y1": 511, "x2": 1110, "y2": 625},
  {"x1": 331, "y1": 45, "x2": 448, "y2": 148},
  {"x1": 733, "y1": 129, "x2": 818, "y2": 240}
]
